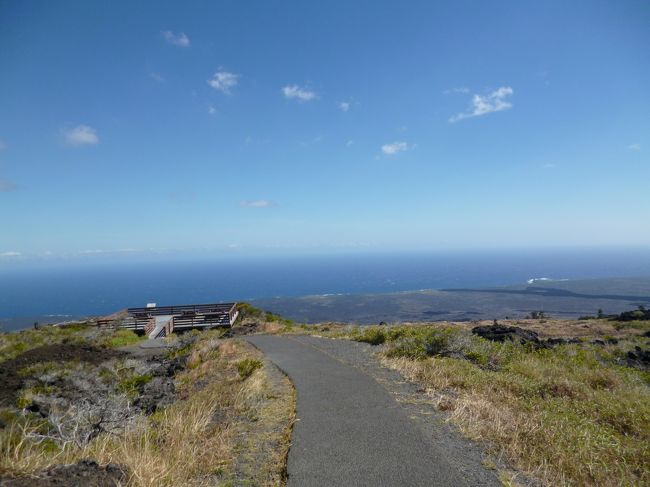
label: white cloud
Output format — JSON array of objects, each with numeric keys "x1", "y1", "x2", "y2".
[
  {"x1": 449, "y1": 86, "x2": 514, "y2": 123},
  {"x1": 63, "y1": 125, "x2": 99, "y2": 146},
  {"x1": 149, "y1": 72, "x2": 165, "y2": 82},
  {"x1": 338, "y1": 101, "x2": 350, "y2": 112},
  {"x1": 628, "y1": 143, "x2": 641, "y2": 150},
  {"x1": 162, "y1": 30, "x2": 190, "y2": 47},
  {"x1": 542, "y1": 163, "x2": 556, "y2": 169},
  {"x1": 0, "y1": 178, "x2": 16, "y2": 192},
  {"x1": 208, "y1": 105, "x2": 216, "y2": 115},
  {"x1": 208, "y1": 69, "x2": 239, "y2": 94},
  {"x1": 346, "y1": 140, "x2": 354, "y2": 147},
  {"x1": 240, "y1": 199, "x2": 274, "y2": 208},
  {"x1": 0, "y1": 251, "x2": 21, "y2": 257},
  {"x1": 381, "y1": 141, "x2": 410, "y2": 155},
  {"x1": 282, "y1": 85, "x2": 317, "y2": 102}
]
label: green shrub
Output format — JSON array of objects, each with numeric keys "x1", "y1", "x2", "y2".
[
  {"x1": 356, "y1": 328, "x2": 387, "y2": 345},
  {"x1": 385, "y1": 328, "x2": 467, "y2": 359},
  {"x1": 15, "y1": 386, "x2": 55, "y2": 409},
  {"x1": 118, "y1": 374, "x2": 152, "y2": 397},
  {"x1": 102, "y1": 329, "x2": 144, "y2": 348},
  {"x1": 236, "y1": 302, "x2": 265, "y2": 320},
  {"x1": 236, "y1": 358, "x2": 262, "y2": 379}
]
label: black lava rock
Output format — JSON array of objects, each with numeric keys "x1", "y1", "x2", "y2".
[{"x1": 471, "y1": 324, "x2": 540, "y2": 345}]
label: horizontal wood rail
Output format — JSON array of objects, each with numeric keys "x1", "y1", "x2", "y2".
[{"x1": 99, "y1": 302, "x2": 239, "y2": 334}]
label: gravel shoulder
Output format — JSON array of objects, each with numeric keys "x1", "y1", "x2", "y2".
[{"x1": 247, "y1": 334, "x2": 499, "y2": 487}]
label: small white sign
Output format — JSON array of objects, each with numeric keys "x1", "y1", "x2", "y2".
[{"x1": 146, "y1": 303, "x2": 157, "y2": 308}]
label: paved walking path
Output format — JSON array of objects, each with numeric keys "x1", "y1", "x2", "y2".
[{"x1": 247, "y1": 335, "x2": 498, "y2": 487}]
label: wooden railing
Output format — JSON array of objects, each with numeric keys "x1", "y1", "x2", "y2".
[
  {"x1": 98, "y1": 302, "x2": 238, "y2": 332},
  {"x1": 144, "y1": 318, "x2": 156, "y2": 336}
]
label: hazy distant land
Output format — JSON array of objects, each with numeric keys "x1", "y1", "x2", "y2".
[
  {"x1": 3, "y1": 276, "x2": 650, "y2": 331},
  {"x1": 252, "y1": 277, "x2": 650, "y2": 324}
]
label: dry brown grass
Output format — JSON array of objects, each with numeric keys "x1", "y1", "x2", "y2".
[
  {"x1": 1, "y1": 333, "x2": 295, "y2": 486},
  {"x1": 373, "y1": 317, "x2": 645, "y2": 340},
  {"x1": 382, "y1": 343, "x2": 650, "y2": 486}
]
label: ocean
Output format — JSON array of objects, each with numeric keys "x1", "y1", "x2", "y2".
[{"x1": 2, "y1": 249, "x2": 650, "y2": 330}]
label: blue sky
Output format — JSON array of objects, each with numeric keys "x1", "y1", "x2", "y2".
[{"x1": 1, "y1": 0, "x2": 649, "y2": 263}]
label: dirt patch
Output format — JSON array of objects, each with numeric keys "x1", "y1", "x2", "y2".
[
  {"x1": 0, "y1": 459, "x2": 126, "y2": 487},
  {"x1": 0, "y1": 344, "x2": 124, "y2": 407}
]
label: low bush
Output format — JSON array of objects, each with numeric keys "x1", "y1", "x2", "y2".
[
  {"x1": 236, "y1": 358, "x2": 263, "y2": 379},
  {"x1": 117, "y1": 373, "x2": 152, "y2": 397},
  {"x1": 101, "y1": 329, "x2": 143, "y2": 348},
  {"x1": 356, "y1": 327, "x2": 386, "y2": 345},
  {"x1": 384, "y1": 327, "x2": 471, "y2": 360}
]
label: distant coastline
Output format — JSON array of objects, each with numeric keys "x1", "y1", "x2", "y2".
[{"x1": 4, "y1": 276, "x2": 650, "y2": 331}]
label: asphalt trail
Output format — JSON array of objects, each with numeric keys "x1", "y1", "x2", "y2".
[{"x1": 247, "y1": 335, "x2": 497, "y2": 487}]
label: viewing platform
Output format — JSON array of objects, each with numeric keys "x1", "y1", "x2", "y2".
[{"x1": 98, "y1": 302, "x2": 239, "y2": 339}]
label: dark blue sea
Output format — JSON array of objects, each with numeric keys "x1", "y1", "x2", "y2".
[{"x1": 2, "y1": 249, "x2": 650, "y2": 330}]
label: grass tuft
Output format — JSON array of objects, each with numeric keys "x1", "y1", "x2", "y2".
[
  {"x1": 100, "y1": 329, "x2": 144, "y2": 348},
  {"x1": 236, "y1": 358, "x2": 263, "y2": 379}
]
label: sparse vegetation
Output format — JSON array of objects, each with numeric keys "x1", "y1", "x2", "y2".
[
  {"x1": 354, "y1": 327, "x2": 387, "y2": 345},
  {"x1": 0, "y1": 326, "x2": 295, "y2": 486},
  {"x1": 100, "y1": 329, "x2": 144, "y2": 348},
  {"x1": 0, "y1": 324, "x2": 91, "y2": 362},
  {"x1": 339, "y1": 322, "x2": 650, "y2": 486},
  {"x1": 614, "y1": 305, "x2": 650, "y2": 322},
  {"x1": 236, "y1": 358, "x2": 263, "y2": 379},
  {"x1": 117, "y1": 373, "x2": 152, "y2": 398},
  {"x1": 237, "y1": 302, "x2": 295, "y2": 326}
]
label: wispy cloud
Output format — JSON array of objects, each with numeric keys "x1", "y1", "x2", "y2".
[
  {"x1": 208, "y1": 105, "x2": 216, "y2": 115},
  {"x1": 542, "y1": 163, "x2": 556, "y2": 169},
  {"x1": 300, "y1": 135, "x2": 323, "y2": 147},
  {"x1": 162, "y1": 30, "x2": 190, "y2": 47},
  {"x1": 208, "y1": 69, "x2": 239, "y2": 94},
  {"x1": 63, "y1": 125, "x2": 99, "y2": 146},
  {"x1": 628, "y1": 143, "x2": 641, "y2": 151},
  {"x1": 444, "y1": 87, "x2": 470, "y2": 94},
  {"x1": 240, "y1": 199, "x2": 274, "y2": 208},
  {"x1": 0, "y1": 178, "x2": 16, "y2": 192},
  {"x1": 338, "y1": 101, "x2": 350, "y2": 112},
  {"x1": 381, "y1": 141, "x2": 410, "y2": 155},
  {"x1": 449, "y1": 86, "x2": 513, "y2": 123},
  {"x1": 78, "y1": 248, "x2": 137, "y2": 255},
  {"x1": 346, "y1": 140, "x2": 354, "y2": 147},
  {"x1": 149, "y1": 72, "x2": 165, "y2": 82},
  {"x1": 282, "y1": 85, "x2": 317, "y2": 102},
  {"x1": 0, "y1": 251, "x2": 21, "y2": 257}
]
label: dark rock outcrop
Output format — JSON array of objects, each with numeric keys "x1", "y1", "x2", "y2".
[
  {"x1": 626, "y1": 346, "x2": 650, "y2": 371},
  {"x1": 545, "y1": 337, "x2": 581, "y2": 346},
  {"x1": 0, "y1": 459, "x2": 126, "y2": 487},
  {"x1": 471, "y1": 324, "x2": 540, "y2": 345}
]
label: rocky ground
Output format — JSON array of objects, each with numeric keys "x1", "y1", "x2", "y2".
[
  {"x1": 0, "y1": 327, "x2": 196, "y2": 486},
  {"x1": 0, "y1": 315, "x2": 295, "y2": 487}
]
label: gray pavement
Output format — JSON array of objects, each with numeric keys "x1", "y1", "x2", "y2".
[{"x1": 247, "y1": 334, "x2": 498, "y2": 487}]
